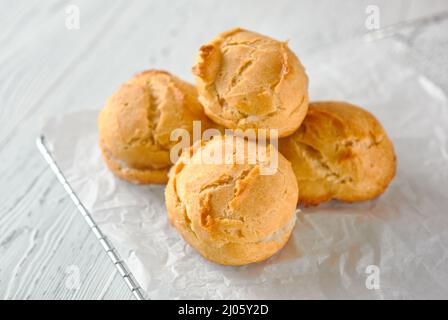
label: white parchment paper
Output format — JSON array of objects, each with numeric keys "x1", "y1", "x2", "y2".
[{"x1": 41, "y1": 36, "x2": 448, "y2": 299}]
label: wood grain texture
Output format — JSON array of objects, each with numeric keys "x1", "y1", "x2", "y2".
[{"x1": 0, "y1": 0, "x2": 447, "y2": 300}]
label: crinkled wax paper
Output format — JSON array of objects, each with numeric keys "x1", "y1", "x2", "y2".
[{"x1": 41, "y1": 36, "x2": 448, "y2": 299}]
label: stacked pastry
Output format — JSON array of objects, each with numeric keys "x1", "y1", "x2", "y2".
[{"x1": 98, "y1": 28, "x2": 396, "y2": 266}]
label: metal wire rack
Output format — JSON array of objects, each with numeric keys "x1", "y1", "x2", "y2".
[{"x1": 36, "y1": 135, "x2": 146, "y2": 300}]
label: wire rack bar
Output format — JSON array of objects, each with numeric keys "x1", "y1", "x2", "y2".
[{"x1": 36, "y1": 135, "x2": 146, "y2": 300}]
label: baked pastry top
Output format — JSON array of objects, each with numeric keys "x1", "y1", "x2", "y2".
[
  {"x1": 192, "y1": 28, "x2": 309, "y2": 137},
  {"x1": 98, "y1": 70, "x2": 210, "y2": 184},
  {"x1": 165, "y1": 135, "x2": 298, "y2": 265},
  {"x1": 279, "y1": 101, "x2": 396, "y2": 206}
]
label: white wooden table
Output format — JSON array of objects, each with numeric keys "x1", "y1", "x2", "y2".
[{"x1": 1, "y1": 0, "x2": 447, "y2": 300}]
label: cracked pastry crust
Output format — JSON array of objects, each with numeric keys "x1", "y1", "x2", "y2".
[
  {"x1": 279, "y1": 101, "x2": 397, "y2": 206},
  {"x1": 165, "y1": 135, "x2": 298, "y2": 265},
  {"x1": 98, "y1": 70, "x2": 210, "y2": 184},
  {"x1": 192, "y1": 28, "x2": 309, "y2": 137}
]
